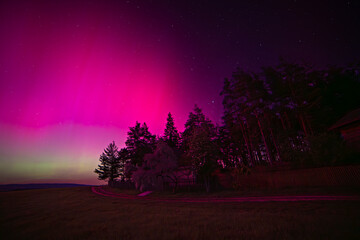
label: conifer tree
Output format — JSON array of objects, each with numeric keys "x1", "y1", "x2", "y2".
[
  {"x1": 182, "y1": 105, "x2": 219, "y2": 191},
  {"x1": 94, "y1": 153, "x2": 110, "y2": 181},
  {"x1": 163, "y1": 112, "x2": 180, "y2": 149},
  {"x1": 125, "y1": 122, "x2": 156, "y2": 166},
  {"x1": 182, "y1": 105, "x2": 214, "y2": 152},
  {"x1": 94, "y1": 141, "x2": 121, "y2": 182}
]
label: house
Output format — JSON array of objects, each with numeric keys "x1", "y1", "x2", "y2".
[{"x1": 329, "y1": 108, "x2": 360, "y2": 151}]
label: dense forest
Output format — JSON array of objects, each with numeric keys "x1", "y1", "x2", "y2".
[{"x1": 95, "y1": 60, "x2": 360, "y2": 191}]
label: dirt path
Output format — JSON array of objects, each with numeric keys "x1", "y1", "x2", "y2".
[{"x1": 91, "y1": 186, "x2": 360, "y2": 203}]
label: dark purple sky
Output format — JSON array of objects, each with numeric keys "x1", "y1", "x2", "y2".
[{"x1": 0, "y1": 0, "x2": 359, "y2": 184}]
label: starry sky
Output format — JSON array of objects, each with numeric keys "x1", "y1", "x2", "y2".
[{"x1": 0, "y1": 0, "x2": 359, "y2": 185}]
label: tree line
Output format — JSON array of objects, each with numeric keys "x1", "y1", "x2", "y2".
[{"x1": 95, "y1": 59, "x2": 360, "y2": 192}]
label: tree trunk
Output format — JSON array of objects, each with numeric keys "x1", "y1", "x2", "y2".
[
  {"x1": 255, "y1": 113, "x2": 272, "y2": 165},
  {"x1": 265, "y1": 112, "x2": 281, "y2": 162},
  {"x1": 244, "y1": 120, "x2": 256, "y2": 165},
  {"x1": 305, "y1": 114, "x2": 313, "y2": 135},
  {"x1": 173, "y1": 180, "x2": 178, "y2": 193},
  {"x1": 239, "y1": 120, "x2": 253, "y2": 166},
  {"x1": 284, "y1": 111, "x2": 292, "y2": 129},
  {"x1": 279, "y1": 113, "x2": 287, "y2": 130},
  {"x1": 204, "y1": 175, "x2": 211, "y2": 193},
  {"x1": 269, "y1": 126, "x2": 281, "y2": 162},
  {"x1": 298, "y1": 113, "x2": 308, "y2": 137}
]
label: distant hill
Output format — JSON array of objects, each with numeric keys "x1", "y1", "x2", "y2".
[{"x1": 0, "y1": 183, "x2": 93, "y2": 192}]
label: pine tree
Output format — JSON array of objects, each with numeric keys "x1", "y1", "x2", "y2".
[
  {"x1": 182, "y1": 105, "x2": 219, "y2": 191},
  {"x1": 187, "y1": 124, "x2": 218, "y2": 192},
  {"x1": 118, "y1": 147, "x2": 129, "y2": 180},
  {"x1": 94, "y1": 141, "x2": 121, "y2": 182},
  {"x1": 182, "y1": 105, "x2": 214, "y2": 152},
  {"x1": 94, "y1": 153, "x2": 110, "y2": 180},
  {"x1": 125, "y1": 122, "x2": 156, "y2": 166},
  {"x1": 163, "y1": 112, "x2": 180, "y2": 149}
]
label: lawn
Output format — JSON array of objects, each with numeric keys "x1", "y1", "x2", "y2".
[{"x1": 1, "y1": 186, "x2": 359, "y2": 239}]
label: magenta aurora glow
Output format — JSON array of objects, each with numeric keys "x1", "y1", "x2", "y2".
[{"x1": 1, "y1": 0, "x2": 359, "y2": 185}]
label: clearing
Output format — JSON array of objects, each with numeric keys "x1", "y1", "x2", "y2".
[{"x1": 0, "y1": 186, "x2": 359, "y2": 239}]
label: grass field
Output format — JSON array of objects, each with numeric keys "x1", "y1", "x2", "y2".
[{"x1": 1, "y1": 186, "x2": 359, "y2": 239}]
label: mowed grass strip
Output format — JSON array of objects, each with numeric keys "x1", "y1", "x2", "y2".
[{"x1": 1, "y1": 187, "x2": 359, "y2": 240}]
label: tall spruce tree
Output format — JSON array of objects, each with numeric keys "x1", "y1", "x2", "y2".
[
  {"x1": 187, "y1": 126, "x2": 218, "y2": 192},
  {"x1": 94, "y1": 141, "x2": 121, "y2": 182},
  {"x1": 94, "y1": 153, "x2": 110, "y2": 181},
  {"x1": 163, "y1": 112, "x2": 180, "y2": 149},
  {"x1": 125, "y1": 122, "x2": 156, "y2": 166},
  {"x1": 182, "y1": 105, "x2": 212, "y2": 151},
  {"x1": 182, "y1": 105, "x2": 219, "y2": 191},
  {"x1": 117, "y1": 147, "x2": 129, "y2": 180}
]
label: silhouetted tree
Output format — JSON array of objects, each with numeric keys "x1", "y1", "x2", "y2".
[
  {"x1": 125, "y1": 122, "x2": 156, "y2": 167},
  {"x1": 94, "y1": 141, "x2": 121, "y2": 183},
  {"x1": 182, "y1": 105, "x2": 213, "y2": 151},
  {"x1": 182, "y1": 105, "x2": 219, "y2": 192},
  {"x1": 220, "y1": 59, "x2": 360, "y2": 167},
  {"x1": 163, "y1": 112, "x2": 181, "y2": 149},
  {"x1": 118, "y1": 147, "x2": 129, "y2": 181},
  {"x1": 317, "y1": 65, "x2": 360, "y2": 130},
  {"x1": 94, "y1": 153, "x2": 110, "y2": 181},
  {"x1": 187, "y1": 126, "x2": 219, "y2": 192},
  {"x1": 95, "y1": 59, "x2": 360, "y2": 188},
  {"x1": 221, "y1": 69, "x2": 272, "y2": 166}
]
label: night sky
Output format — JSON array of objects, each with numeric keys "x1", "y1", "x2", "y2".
[{"x1": 0, "y1": 0, "x2": 359, "y2": 185}]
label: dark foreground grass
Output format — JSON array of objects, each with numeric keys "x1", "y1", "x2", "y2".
[{"x1": 1, "y1": 187, "x2": 359, "y2": 240}]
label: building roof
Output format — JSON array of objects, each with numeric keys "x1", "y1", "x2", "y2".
[{"x1": 329, "y1": 108, "x2": 360, "y2": 130}]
